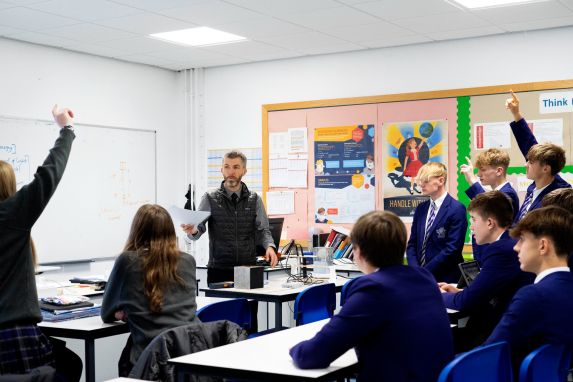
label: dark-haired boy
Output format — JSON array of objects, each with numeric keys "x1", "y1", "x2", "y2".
[
  {"x1": 291, "y1": 211, "x2": 453, "y2": 382},
  {"x1": 439, "y1": 191, "x2": 533, "y2": 351},
  {"x1": 485, "y1": 206, "x2": 573, "y2": 368},
  {"x1": 506, "y1": 91, "x2": 570, "y2": 223}
]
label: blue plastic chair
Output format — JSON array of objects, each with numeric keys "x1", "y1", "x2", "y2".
[
  {"x1": 519, "y1": 344, "x2": 571, "y2": 382},
  {"x1": 340, "y1": 277, "x2": 360, "y2": 307},
  {"x1": 197, "y1": 298, "x2": 252, "y2": 331},
  {"x1": 293, "y1": 283, "x2": 336, "y2": 326},
  {"x1": 438, "y1": 342, "x2": 513, "y2": 382}
]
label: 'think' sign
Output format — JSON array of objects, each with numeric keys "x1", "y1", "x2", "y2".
[{"x1": 539, "y1": 91, "x2": 573, "y2": 114}]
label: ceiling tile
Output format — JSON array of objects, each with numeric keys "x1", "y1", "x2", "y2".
[
  {"x1": 393, "y1": 11, "x2": 492, "y2": 33},
  {"x1": 26, "y1": 0, "x2": 144, "y2": 22},
  {"x1": 277, "y1": 5, "x2": 381, "y2": 29},
  {"x1": 177, "y1": 55, "x2": 251, "y2": 68},
  {"x1": 559, "y1": 0, "x2": 573, "y2": 11},
  {"x1": 109, "y1": 0, "x2": 210, "y2": 12},
  {"x1": 213, "y1": 16, "x2": 313, "y2": 39},
  {"x1": 5, "y1": 30, "x2": 78, "y2": 45},
  {"x1": 320, "y1": 20, "x2": 416, "y2": 43},
  {"x1": 427, "y1": 25, "x2": 505, "y2": 40},
  {"x1": 222, "y1": 0, "x2": 341, "y2": 16},
  {"x1": 472, "y1": 1, "x2": 573, "y2": 24},
  {"x1": 203, "y1": 40, "x2": 294, "y2": 60},
  {"x1": 0, "y1": 7, "x2": 78, "y2": 30},
  {"x1": 264, "y1": 31, "x2": 358, "y2": 51},
  {"x1": 94, "y1": 36, "x2": 187, "y2": 55},
  {"x1": 503, "y1": 15, "x2": 573, "y2": 31},
  {"x1": 95, "y1": 12, "x2": 193, "y2": 35},
  {"x1": 360, "y1": 34, "x2": 432, "y2": 48},
  {"x1": 353, "y1": 0, "x2": 462, "y2": 20},
  {"x1": 2, "y1": 0, "x2": 50, "y2": 5},
  {"x1": 0, "y1": 24, "x2": 24, "y2": 35},
  {"x1": 42, "y1": 23, "x2": 137, "y2": 43},
  {"x1": 115, "y1": 52, "x2": 180, "y2": 67},
  {"x1": 145, "y1": 45, "x2": 235, "y2": 62},
  {"x1": 60, "y1": 42, "x2": 127, "y2": 57},
  {"x1": 158, "y1": 0, "x2": 262, "y2": 26}
]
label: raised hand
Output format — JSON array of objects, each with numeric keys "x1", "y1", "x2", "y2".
[
  {"x1": 460, "y1": 156, "x2": 477, "y2": 185},
  {"x1": 505, "y1": 90, "x2": 522, "y2": 122},
  {"x1": 52, "y1": 104, "x2": 74, "y2": 128}
]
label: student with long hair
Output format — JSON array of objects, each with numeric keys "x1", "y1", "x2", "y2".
[
  {"x1": 101, "y1": 204, "x2": 198, "y2": 375},
  {"x1": 0, "y1": 105, "x2": 82, "y2": 381}
]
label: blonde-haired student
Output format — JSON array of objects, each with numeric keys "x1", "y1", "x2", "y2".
[{"x1": 406, "y1": 162, "x2": 468, "y2": 283}]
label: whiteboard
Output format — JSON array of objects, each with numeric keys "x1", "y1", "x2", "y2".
[{"x1": 0, "y1": 116, "x2": 156, "y2": 264}]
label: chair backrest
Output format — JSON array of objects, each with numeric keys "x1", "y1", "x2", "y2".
[
  {"x1": 340, "y1": 277, "x2": 360, "y2": 307},
  {"x1": 294, "y1": 283, "x2": 336, "y2": 326},
  {"x1": 438, "y1": 342, "x2": 513, "y2": 382},
  {"x1": 519, "y1": 344, "x2": 571, "y2": 382},
  {"x1": 197, "y1": 298, "x2": 252, "y2": 331}
]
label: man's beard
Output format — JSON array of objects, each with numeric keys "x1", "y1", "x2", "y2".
[{"x1": 224, "y1": 175, "x2": 242, "y2": 188}]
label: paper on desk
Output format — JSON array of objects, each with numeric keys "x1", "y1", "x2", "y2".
[{"x1": 168, "y1": 206, "x2": 210, "y2": 226}]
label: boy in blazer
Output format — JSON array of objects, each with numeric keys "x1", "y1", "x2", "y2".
[
  {"x1": 461, "y1": 149, "x2": 519, "y2": 263},
  {"x1": 506, "y1": 91, "x2": 570, "y2": 223},
  {"x1": 290, "y1": 211, "x2": 454, "y2": 382},
  {"x1": 485, "y1": 206, "x2": 573, "y2": 369},
  {"x1": 406, "y1": 162, "x2": 467, "y2": 283},
  {"x1": 439, "y1": 191, "x2": 533, "y2": 351}
]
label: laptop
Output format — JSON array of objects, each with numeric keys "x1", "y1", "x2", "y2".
[{"x1": 457, "y1": 260, "x2": 481, "y2": 288}]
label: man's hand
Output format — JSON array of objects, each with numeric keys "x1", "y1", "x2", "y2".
[
  {"x1": 181, "y1": 223, "x2": 198, "y2": 236},
  {"x1": 114, "y1": 310, "x2": 128, "y2": 322},
  {"x1": 460, "y1": 156, "x2": 477, "y2": 185},
  {"x1": 52, "y1": 104, "x2": 74, "y2": 128},
  {"x1": 265, "y1": 246, "x2": 278, "y2": 267},
  {"x1": 438, "y1": 282, "x2": 461, "y2": 293},
  {"x1": 505, "y1": 90, "x2": 522, "y2": 122}
]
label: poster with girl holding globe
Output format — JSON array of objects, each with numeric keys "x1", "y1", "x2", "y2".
[{"x1": 381, "y1": 120, "x2": 448, "y2": 221}]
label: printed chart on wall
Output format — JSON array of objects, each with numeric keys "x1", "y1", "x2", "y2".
[
  {"x1": 207, "y1": 148, "x2": 262, "y2": 193},
  {"x1": 314, "y1": 125, "x2": 375, "y2": 224},
  {"x1": 382, "y1": 120, "x2": 448, "y2": 221}
]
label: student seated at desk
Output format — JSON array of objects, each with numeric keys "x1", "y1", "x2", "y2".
[
  {"x1": 101, "y1": 204, "x2": 199, "y2": 376},
  {"x1": 439, "y1": 191, "x2": 533, "y2": 351},
  {"x1": 290, "y1": 210, "x2": 454, "y2": 382},
  {"x1": 485, "y1": 206, "x2": 573, "y2": 370},
  {"x1": 0, "y1": 106, "x2": 82, "y2": 381}
]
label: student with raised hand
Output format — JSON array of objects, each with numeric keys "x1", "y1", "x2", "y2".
[
  {"x1": 461, "y1": 149, "x2": 519, "y2": 220},
  {"x1": 290, "y1": 210, "x2": 454, "y2": 382},
  {"x1": 101, "y1": 204, "x2": 198, "y2": 376},
  {"x1": 406, "y1": 162, "x2": 468, "y2": 283},
  {"x1": 439, "y1": 191, "x2": 534, "y2": 351},
  {"x1": 506, "y1": 91, "x2": 570, "y2": 223},
  {"x1": 485, "y1": 206, "x2": 573, "y2": 370},
  {"x1": 0, "y1": 105, "x2": 82, "y2": 380}
]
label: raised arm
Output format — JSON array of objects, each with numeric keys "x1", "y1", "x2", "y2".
[
  {"x1": 10, "y1": 105, "x2": 75, "y2": 229},
  {"x1": 506, "y1": 91, "x2": 538, "y2": 158}
]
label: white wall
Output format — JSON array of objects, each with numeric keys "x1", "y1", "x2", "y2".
[
  {"x1": 0, "y1": 37, "x2": 186, "y2": 208},
  {"x1": 0, "y1": 37, "x2": 187, "y2": 381},
  {"x1": 203, "y1": 26, "x2": 573, "y2": 151}
]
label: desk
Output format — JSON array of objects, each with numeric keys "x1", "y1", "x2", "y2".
[
  {"x1": 38, "y1": 296, "x2": 227, "y2": 382},
  {"x1": 201, "y1": 277, "x2": 348, "y2": 329},
  {"x1": 170, "y1": 318, "x2": 357, "y2": 381}
]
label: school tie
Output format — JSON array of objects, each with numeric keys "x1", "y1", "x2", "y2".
[
  {"x1": 231, "y1": 193, "x2": 238, "y2": 208},
  {"x1": 420, "y1": 201, "x2": 437, "y2": 267},
  {"x1": 516, "y1": 192, "x2": 534, "y2": 222}
]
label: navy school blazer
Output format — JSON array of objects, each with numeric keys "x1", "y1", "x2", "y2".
[
  {"x1": 485, "y1": 271, "x2": 573, "y2": 368},
  {"x1": 290, "y1": 265, "x2": 454, "y2": 382},
  {"x1": 406, "y1": 193, "x2": 468, "y2": 283},
  {"x1": 510, "y1": 118, "x2": 571, "y2": 224}
]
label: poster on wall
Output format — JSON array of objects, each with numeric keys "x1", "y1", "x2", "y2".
[
  {"x1": 207, "y1": 147, "x2": 262, "y2": 193},
  {"x1": 313, "y1": 125, "x2": 375, "y2": 224},
  {"x1": 382, "y1": 120, "x2": 448, "y2": 221}
]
